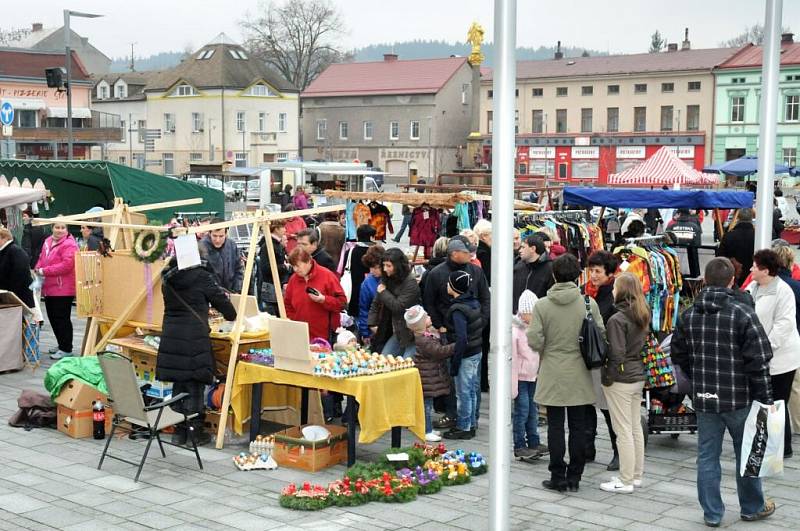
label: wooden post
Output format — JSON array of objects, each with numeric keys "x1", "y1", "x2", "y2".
[
  {"x1": 215, "y1": 220, "x2": 262, "y2": 448},
  {"x1": 713, "y1": 208, "x2": 725, "y2": 239},
  {"x1": 262, "y1": 221, "x2": 287, "y2": 318}
]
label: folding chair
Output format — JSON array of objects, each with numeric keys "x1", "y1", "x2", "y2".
[{"x1": 97, "y1": 352, "x2": 203, "y2": 482}]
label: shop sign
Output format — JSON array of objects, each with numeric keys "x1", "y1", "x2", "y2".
[
  {"x1": 331, "y1": 148, "x2": 359, "y2": 160},
  {"x1": 667, "y1": 145, "x2": 695, "y2": 158},
  {"x1": 529, "y1": 146, "x2": 555, "y2": 159},
  {"x1": 574, "y1": 137, "x2": 591, "y2": 146},
  {"x1": 571, "y1": 146, "x2": 599, "y2": 159},
  {"x1": 379, "y1": 149, "x2": 427, "y2": 160},
  {"x1": 615, "y1": 146, "x2": 645, "y2": 159}
]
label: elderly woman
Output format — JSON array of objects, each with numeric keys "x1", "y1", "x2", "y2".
[
  {"x1": 369, "y1": 248, "x2": 421, "y2": 358},
  {"x1": 747, "y1": 248, "x2": 800, "y2": 458},
  {"x1": 773, "y1": 241, "x2": 800, "y2": 441},
  {"x1": 36, "y1": 222, "x2": 78, "y2": 360},
  {"x1": 529, "y1": 254, "x2": 604, "y2": 492}
]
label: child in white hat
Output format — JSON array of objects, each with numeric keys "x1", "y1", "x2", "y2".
[
  {"x1": 513, "y1": 290, "x2": 546, "y2": 461},
  {"x1": 405, "y1": 305, "x2": 454, "y2": 442}
]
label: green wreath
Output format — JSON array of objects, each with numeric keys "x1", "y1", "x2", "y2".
[
  {"x1": 132, "y1": 228, "x2": 168, "y2": 263},
  {"x1": 278, "y1": 494, "x2": 331, "y2": 511}
]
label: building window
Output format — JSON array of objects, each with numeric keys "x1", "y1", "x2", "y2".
[
  {"x1": 786, "y1": 95, "x2": 799, "y2": 121},
  {"x1": 532, "y1": 88, "x2": 543, "y2": 97},
  {"x1": 783, "y1": 148, "x2": 797, "y2": 167},
  {"x1": 316, "y1": 119, "x2": 327, "y2": 140},
  {"x1": 573, "y1": 160, "x2": 599, "y2": 178},
  {"x1": 633, "y1": 107, "x2": 646, "y2": 132},
  {"x1": 660, "y1": 105, "x2": 674, "y2": 131},
  {"x1": 410, "y1": 120, "x2": 420, "y2": 140},
  {"x1": 606, "y1": 107, "x2": 619, "y2": 133},
  {"x1": 634, "y1": 83, "x2": 647, "y2": 94},
  {"x1": 731, "y1": 96, "x2": 745, "y2": 122},
  {"x1": 173, "y1": 84, "x2": 197, "y2": 97},
  {"x1": 556, "y1": 87, "x2": 568, "y2": 97},
  {"x1": 339, "y1": 121, "x2": 348, "y2": 140},
  {"x1": 190, "y1": 152, "x2": 203, "y2": 161},
  {"x1": 137, "y1": 120, "x2": 146, "y2": 142},
  {"x1": 191, "y1": 112, "x2": 203, "y2": 132},
  {"x1": 163, "y1": 153, "x2": 174, "y2": 175},
  {"x1": 277, "y1": 152, "x2": 288, "y2": 162},
  {"x1": 236, "y1": 111, "x2": 246, "y2": 132},
  {"x1": 732, "y1": 77, "x2": 746, "y2": 84},
  {"x1": 686, "y1": 105, "x2": 700, "y2": 131},
  {"x1": 688, "y1": 81, "x2": 701, "y2": 91},
  {"x1": 556, "y1": 109, "x2": 567, "y2": 133},
  {"x1": 258, "y1": 112, "x2": 267, "y2": 132},
  {"x1": 514, "y1": 89, "x2": 519, "y2": 97},
  {"x1": 235, "y1": 152, "x2": 247, "y2": 168},
  {"x1": 246, "y1": 84, "x2": 274, "y2": 96},
  {"x1": 514, "y1": 111, "x2": 519, "y2": 134},
  {"x1": 164, "y1": 113, "x2": 175, "y2": 133},
  {"x1": 487, "y1": 111, "x2": 493, "y2": 134},
  {"x1": 608, "y1": 85, "x2": 620, "y2": 95},
  {"x1": 580, "y1": 108, "x2": 592, "y2": 133},
  {"x1": 487, "y1": 90, "x2": 493, "y2": 99},
  {"x1": 661, "y1": 82, "x2": 674, "y2": 93},
  {"x1": 532, "y1": 110, "x2": 544, "y2": 133},
  {"x1": 98, "y1": 85, "x2": 108, "y2": 99},
  {"x1": 363, "y1": 121, "x2": 373, "y2": 140},
  {"x1": 278, "y1": 113, "x2": 287, "y2": 132},
  {"x1": 118, "y1": 156, "x2": 126, "y2": 165},
  {"x1": 120, "y1": 120, "x2": 126, "y2": 143},
  {"x1": 389, "y1": 121, "x2": 399, "y2": 140},
  {"x1": 581, "y1": 86, "x2": 593, "y2": 96}
]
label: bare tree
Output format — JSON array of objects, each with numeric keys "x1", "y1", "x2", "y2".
[
  {"x1": 722, "y1": 24, "x2": 792, "y2": 47},
  {"x1": 649, "y1": 30, "x2": 665, "y2": 53},
  {"x1": 241, "y1": 0, "x2": 351, "y2": 91},
  {"x1": 0, "y1": 26, "x2": 32, "y2": 46}
]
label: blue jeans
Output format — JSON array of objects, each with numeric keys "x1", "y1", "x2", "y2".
[
  {"x1": 455, "y1": 353, "x2": 482, "y2": 431},
  {"x1": 382, "y1": 334, "x2": 416, "y2": 359},
  {"x1": 394, "y1": 214, "x2": 412, "y2": 242},
  {"x1": 424, "y1": 397, "x2": 434, "y2": 433},
  {"x1": 696, "y1": 407, "x2": 766, "y2": 523},
  {"x1": 513, "y1": 380, "x2": 540, "y2": 449}
]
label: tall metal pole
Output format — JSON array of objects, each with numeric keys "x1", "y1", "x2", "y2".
[
  {"x1": 754, "y1": 0, "x2": 783, "y2": 250},
  {"x1": 64, "y1": 10, "x2": 73, "y2": 160},
  {"x1": 489, "y1": 0, "x2": 515, "y2": 529}
]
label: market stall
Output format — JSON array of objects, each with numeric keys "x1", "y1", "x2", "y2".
[{"x1": 607, "y1": 146, "x2": 720, "y2": 186}]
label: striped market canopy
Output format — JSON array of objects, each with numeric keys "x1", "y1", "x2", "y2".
[{"x1": 607, "y1": 146, "x2": 719, "y2": 185}]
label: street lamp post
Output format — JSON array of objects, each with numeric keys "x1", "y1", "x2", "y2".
[
  {"x1": 64, "y1": 9, "x2": 102, "y2": 160},
  {"x1": 426, "y1": 116, "x2": 432, "y2": 181}
]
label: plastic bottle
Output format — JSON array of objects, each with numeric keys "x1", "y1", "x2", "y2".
[{"x1": 92, "y1": 398, "x2": 106, "y2": 440}]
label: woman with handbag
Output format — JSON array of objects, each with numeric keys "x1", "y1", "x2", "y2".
[
  {"x1": 528, "y1": 254, "x2": 605, "y2": 492},
  {"x1": 600, "y1": 272, "x2": 650, "y2": 493}
]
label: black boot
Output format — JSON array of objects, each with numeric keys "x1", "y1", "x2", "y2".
[
  {"x1": 171, "y1": 425, "x2": 187, "y2": 445},
  {"x1": 607, "y1": 452, "x2": 620, "y2": 471},
  {"x1": 187, "y1": 419, "x2": 212, "y2": 447}
]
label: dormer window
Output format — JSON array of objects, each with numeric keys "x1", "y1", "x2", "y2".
[
  {"x1": 197, "y1": 49, "x2": 215, "y2": 60},
  {"x1": 115, "y1": 83, "x2": 126, "y2": 98},
  {"x1": 245, "y1": 83, "x2": 275, "y2": 97},
  {"x1": 229, "y1": 49, "x2": 248, "y2": 60},
  {"x1": 172, "y1": 84, "x2": 197, "y2": 97},
  {"x1": 98, "y1": 84, "x2": 108, "y2": 99}
]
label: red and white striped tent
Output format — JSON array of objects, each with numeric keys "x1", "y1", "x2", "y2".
[{"x1": 607, "y1": 146, "x2": 719, "y2": 185}]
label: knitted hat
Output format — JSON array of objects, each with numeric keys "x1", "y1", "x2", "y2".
[
  {"x1": 448, "y1": 270, "x2": 472, "y2": 295},
  {"x1": 336, "y1": 328, "x2": 357, "y2": 345},
  {"x1": 447, "y1": 238, "x2": 469, "y2": 254},
  {"x1": 517, "y1": 290, "x2": 538, "y2": 315},
  {"x1": 404, "y1": 305, "x2": 428, "y2": 332}
]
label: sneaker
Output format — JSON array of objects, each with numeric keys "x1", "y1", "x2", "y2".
[
  {"x1": 600, "y1": 477, "x2": 634, "y2": 494},
  {"x1": 443, "y1": 428, "x2": 474, "y2": 440},
  {"x1": 740, "y1": 499, "x2": 776, "y2": 522},
  {"x1": 514, "y1": 447, "x2": 538, "y2": 460},
  {"x1": 433, "y1": 415, "x2": 455, "y2": 429},
  {"x1": 704, "y1": 519, "x2": 721, "y2": 528},
  {"x1": 432, "y1": 430, "x2": 442, "y2": 437},
  {"x1": 633, "y1": 479, "x2": 643, "y2": 488},
  {"x1": 424, "y1": 432, "x2": 442, "y2": 442},
  {"x1": 49, "y1": 350, "x2": 73, "y2": 360},
  {"x1": 48, "y1": 346, "x2": 58, "y2": 354}
]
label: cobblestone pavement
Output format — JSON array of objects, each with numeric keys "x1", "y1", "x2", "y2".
[{"x1": 0, "y1": 311, "x2": 799, "y2": 530}]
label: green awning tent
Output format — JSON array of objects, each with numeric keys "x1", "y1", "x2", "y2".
[{"x1": 0, "y1": 160, "x2": 223, "y2": 223}]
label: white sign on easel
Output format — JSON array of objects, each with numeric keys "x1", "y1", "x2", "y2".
[{"x1": 174, "y1": 234, "x2": 201, "y2": 270}]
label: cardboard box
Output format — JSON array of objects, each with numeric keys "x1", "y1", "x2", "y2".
[
  {"x1": 204, "y1": 409, "x2": 249, "y2": 435},
  {"x1": 57, "y1": 404, "x2": 113, "y2": 439},
  {"x1": 269, "y1": 318, "x2": 315, "y2": 374},
  {"x1": 131, "y1": 351, "x2": 157, "y2": 382},
  {"x1": 54, "y1": 379, "x2": 107, "y2": 410},
  {"x1": 139, "y1": 379, "x2": 172, "y2": 399},
  {"x1": 272, "y1": 424, "x2": 347, "y2": 472}
]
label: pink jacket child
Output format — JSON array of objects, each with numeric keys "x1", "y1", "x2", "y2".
[
  {"x1": 511, "y1": 290, "x2": 540, "y2": 399},
  {"x1": 35, "y1": 234, "x2": 78, "y2": 297}
]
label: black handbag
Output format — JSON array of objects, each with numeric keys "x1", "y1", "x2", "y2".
[{"x1": 578, "y1": 295, "x2": 607, "y2": 370}]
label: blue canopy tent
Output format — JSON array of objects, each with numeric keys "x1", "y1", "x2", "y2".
[
  {"x1": 563, "y1": 187, "x2": 754, "y2": 209},
  {"x1": 702, "y1": 156, "x2": 791, "y2": 178}
]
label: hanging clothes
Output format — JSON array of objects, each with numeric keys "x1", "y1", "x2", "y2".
[
  {"x1": 352, "y1": 201, "x2": 372, "y2": 228},
  {"x1": 367, "y1": 201, "x2": 393, "y2": 241},
  {"x1": 409, "y1": 205, "x2": 442, "y2": 257},
  {"x1": 345, "y1": 200, "x2": 357, "y2": 240}
]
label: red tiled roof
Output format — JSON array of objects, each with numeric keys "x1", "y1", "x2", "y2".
[
  {"x1": 0, "y1": 48, "x2": 89, "y2": 81},
  {"x1": 485, "y1": 47, "x2": 737, "y2": 81},
  {"x1": 718, "y1": 42, "x2": 800, "y2": 69},
  {"x1": 301, "y1": 57, "x2": 468, "y2": 97}
]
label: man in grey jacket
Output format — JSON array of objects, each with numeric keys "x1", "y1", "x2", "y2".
[{"x1": 200, "y1": 221, "x2": 243, "y2": 293}]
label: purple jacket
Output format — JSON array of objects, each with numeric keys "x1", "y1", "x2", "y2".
[{"x1": 36, "y1": 234, "x2": 78, "y2": 297}]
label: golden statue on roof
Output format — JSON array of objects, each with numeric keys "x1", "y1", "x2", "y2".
[{"x1": 467, "y1": 22, "x2": 485, "y2": 66}]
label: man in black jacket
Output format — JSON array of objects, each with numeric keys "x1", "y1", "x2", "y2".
[
  {"x1": 21, "y1": 211, "x2": 45, "y2": 269},
  {"x1": 0, "y1": 228, "x2": 34, "y2": 307},
  {"x1": 512, "y1": 235, "x2": 553, "y2": 313},
  {"x1": 717, "y1": 208, "x2": 755, "y2": 287},
  {"x1": 200, "y1": 220, "x2": 244, "y2": 293},
  {"x1": 296, "y1": 229, "x2": 337, "y2": 274},
  {"x1": 671, "y1": 257, "x2": 775, "y2": 526}
]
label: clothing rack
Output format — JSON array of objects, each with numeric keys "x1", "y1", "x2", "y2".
[
  {"x1": 324, "y1": 190, "x2": 539, "y2": 210},
  {"x1": 624, "y1": 234, "x2": 672, "y2": 245},
  {"x1": 517, "y1": 209, "x2": 589, "y2": 221}
]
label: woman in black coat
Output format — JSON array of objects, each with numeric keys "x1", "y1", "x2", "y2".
[
  {"x1": 346, "y1": 224, "x2": 376, "y2": 318},
  {"x1": 0, "y1": 229, "x2": 34, "y2": 307},
  {"x1": 156, "y1": 256, "x2": 236, "y2": 446},
  {"x1": 369, "y1": 248, "x2": 421, "y2": 358}
]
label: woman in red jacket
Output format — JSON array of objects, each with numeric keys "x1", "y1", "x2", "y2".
[
  {"x1": 35, "y1": 222, "x2": 79, "y2": 359},
  {"x1": 284, "y1": 247, "x2": 347, "y2": 341}
]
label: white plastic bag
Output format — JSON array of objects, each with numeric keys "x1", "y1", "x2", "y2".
[{"x1": 740, "y1": 400, "x2": 785, "y2": 478}]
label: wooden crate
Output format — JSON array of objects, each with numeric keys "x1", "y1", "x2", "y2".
[{"x1": 272, "y1": 424, "x2": 348, "y2": 472}]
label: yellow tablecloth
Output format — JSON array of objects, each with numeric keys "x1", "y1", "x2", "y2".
[{"x1": 230, "y1": 363, "x2": 426, "y2": 443}]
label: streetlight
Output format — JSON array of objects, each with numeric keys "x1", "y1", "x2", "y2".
[
  {"x1": 425, "y1": 116, "x2": 432, "y2": 181},
  {"x1": 64, "y1": 9, "x2": 103, "y2": 160}
]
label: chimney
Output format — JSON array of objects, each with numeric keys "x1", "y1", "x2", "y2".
[
  {"x1": 782, "y1": 32, "x2": 795, "y2": 44},
  {"x1": 31, "y1": 22, "x2": 43, "y2": 32},
  {"x1": 667, "y1": 43, "x2": 678, "y2": 52},
  {"x1": 554, "y1": 41, "x2": 563, "y2": 60},
  {"x1": 383, "y1": 53, "x2": 398, "y2": 62},
  {"x1": 681, "y1": 27, "x2": 691, "y2": 50}
]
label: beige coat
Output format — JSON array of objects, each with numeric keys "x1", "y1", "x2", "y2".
[{"x1": 528, "y1": 282, "x2": 605, "y2": 407}]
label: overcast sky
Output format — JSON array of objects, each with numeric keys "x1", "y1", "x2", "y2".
[{"x1": 7, "y1": 0, "x2": 800, "y2": 59}]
